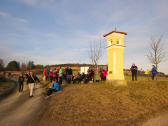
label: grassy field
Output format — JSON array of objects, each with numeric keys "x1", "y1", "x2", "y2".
[
  {"x1": 125, "y1": 75, "x2": 168, "y2": 81},
  {"x1": 36, "y1": 76, "x2": 168, "y2": 126}
]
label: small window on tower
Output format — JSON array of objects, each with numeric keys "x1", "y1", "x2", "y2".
[{"x1": 117, "y1": 39, "x2": 120, "y2": 44}]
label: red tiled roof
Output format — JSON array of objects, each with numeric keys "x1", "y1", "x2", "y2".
[{"x1": 103, "y1": 31, "x2": 127, "y2": 37}]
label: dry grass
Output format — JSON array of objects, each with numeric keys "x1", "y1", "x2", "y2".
[{"x1": 37, "y1": 79, "x2": 168, "y2": 126}]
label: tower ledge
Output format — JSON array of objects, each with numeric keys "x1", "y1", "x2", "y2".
[{"x1": 103, "y1": 31, "x2": 127, "y2": 37}]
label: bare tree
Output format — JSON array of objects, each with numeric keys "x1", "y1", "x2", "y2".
[
  {"x1": 89, "y1": 40, "x2": 103, "y2": 67},
  {"x1": 147, "y1": 35, "x2": 166, "y2": 69}
]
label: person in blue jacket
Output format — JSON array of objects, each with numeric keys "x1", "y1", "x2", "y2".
[
  {"x1": 52, "y1": 80, "x2": 60, "y2": 91},
  {"x1": 151, "y1": 65, "x2": 158, "y2": 80},
  {"x1": 47, "y1": 80, "x2": 60, "y2": 96}
]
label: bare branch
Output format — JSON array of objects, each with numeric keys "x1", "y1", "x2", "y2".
[
  {"x1": 146, "y1": 35, "x2": 166, "y2": 70},
  {"x1": 89, "y1": 40, "x2": 103, "y2": 66}
]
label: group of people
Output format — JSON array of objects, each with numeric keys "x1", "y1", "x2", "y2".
[
  {"x1": 44, "y1": 66, "x2": 97, "y2": 96},
  {"x1": 17, "y1": 66, "x2": 104, "y2": 97},
  {"x1": 17, "y1": 64, "x2": 158, "y2": 97},
  {"x1": 130, "y1": 64, "x2": 158, "y2": 81},
  {"x1": 43, "y1": 66, "x2": 73, "y2": 84},
  {"x1": 43, "y1": 66, "x2": 108, "y2": 84},
  {"x1": 18, "y1": 71, "x2": 40, "y2": 97},
  {"x1": 18, "y1": 70, "x2": 61, "y2": 97},
  {"x1": 73, "y1": 68, "x2": 95, "y2": 84}
]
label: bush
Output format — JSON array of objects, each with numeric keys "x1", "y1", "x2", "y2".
[{"x1": 0, "y1": 76, "x2": 7, "y2": 82}]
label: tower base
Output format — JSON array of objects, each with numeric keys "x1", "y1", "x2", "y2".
[{"x1": 106, "y1": 80, "x2": 127, "y2": 86}]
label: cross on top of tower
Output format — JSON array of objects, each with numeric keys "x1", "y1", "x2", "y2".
[{"x1": 114, "y1": 27, "x2": 117, "y2": 31}]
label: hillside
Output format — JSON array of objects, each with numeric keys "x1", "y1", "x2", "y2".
[{"x1": 35, "y1": 80, "x2": 168, "y2": 126}]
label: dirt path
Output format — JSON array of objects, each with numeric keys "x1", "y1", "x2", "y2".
[
  {"x1": 142, "y1": 113, "x2": 168, "y2": 126},
  {"x1": 0, "y1": 81, "x2": 49, "y2": 126}
]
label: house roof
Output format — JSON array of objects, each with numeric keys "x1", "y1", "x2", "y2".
[{"x1": 103, "y1": 31, "x2": 127, "y2": 37}]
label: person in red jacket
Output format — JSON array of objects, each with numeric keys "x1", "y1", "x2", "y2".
[
  {"x1": 43, "y1": 68, "x2": 46, "y2": 81},
  {"x1": 103, "y1": 69, "x2": 108, "y2": 81},
  {"x1": 49, "y1": 69, "x2": 54, "y2": 82},
  {"x1": 53, "y1": 68, "x2": 58, "y2": 82}
]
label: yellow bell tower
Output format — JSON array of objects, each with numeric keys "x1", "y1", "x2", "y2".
[{"x1": 104, "y1": 30, "x2": 127, "y2": 81}]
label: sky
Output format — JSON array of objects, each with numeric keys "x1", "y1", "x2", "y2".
[{"x1": 0, "y1": 0, "x2": 168, "y2": 74}]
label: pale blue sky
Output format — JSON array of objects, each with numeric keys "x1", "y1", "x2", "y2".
[{"x1": 0, "y1": 0, "x2": 168, "y2": 73}]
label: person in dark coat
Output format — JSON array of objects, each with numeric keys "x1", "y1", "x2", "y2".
[
  {"x1": 25, "y1": 72, "x2": 30, "y2": 85},
  {"x1": 66, "y1": 67, "x2": 73, "y2": 84},
  {"x1": 130, "y1": 64, "x2": 138, "y2": 81},
  {"x1": 18, "y1": 73, "x2": 24, "y2": 92}
]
